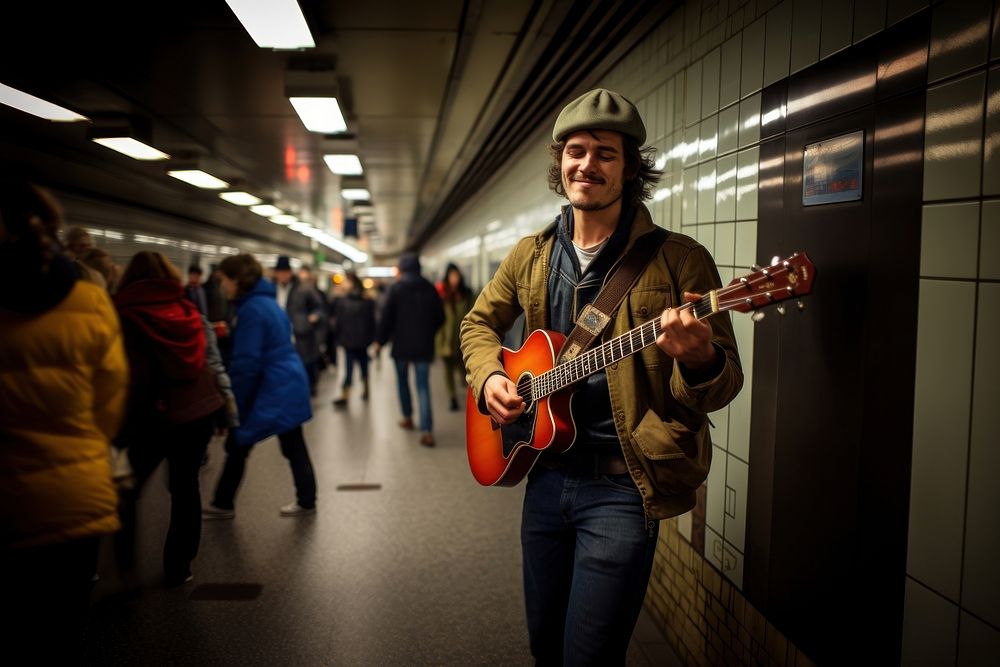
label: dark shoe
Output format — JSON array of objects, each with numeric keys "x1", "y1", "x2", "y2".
[
  {"x1": 419, "y1": 432, "x2": 435, "y2": 447},
  {"x1": 399, "y1": 417, "x2": 415, "y2": 430},
  {"x1": 164, "y1": 573, "x2": 193, "y2": 588},
  {"x1": 449, "y1": 397, "x2": 459, "y2": 411}
]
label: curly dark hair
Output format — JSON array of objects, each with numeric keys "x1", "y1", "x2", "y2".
[{"x1": 547, "y1": 133, "x2": 662, "y2": 209}]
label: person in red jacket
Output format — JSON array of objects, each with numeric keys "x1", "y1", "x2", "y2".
[{"x1": 113, "y1": 251, "x2": 228, "y2": 587}]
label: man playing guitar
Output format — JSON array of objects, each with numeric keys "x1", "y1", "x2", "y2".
[{"x1": 461, "y1": 89, "x2": 744, "y2": 665}]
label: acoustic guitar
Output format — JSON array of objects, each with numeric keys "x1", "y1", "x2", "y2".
[{"x1": 466, "y1": 252, "x2": 815, "y2": 486}]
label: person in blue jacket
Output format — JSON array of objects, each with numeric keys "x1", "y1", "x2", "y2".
[{"x1": 202, "y1": 254, "x2": 318, "y2": 518}]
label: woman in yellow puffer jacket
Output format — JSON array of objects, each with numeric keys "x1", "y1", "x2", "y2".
[{"x1": 0, "y1": 181, "x2": 128, "y2": 659}]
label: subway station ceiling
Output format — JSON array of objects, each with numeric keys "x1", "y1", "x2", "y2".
[{"x1": 0, "y1": 0, "x2": 674, "y2": 263}]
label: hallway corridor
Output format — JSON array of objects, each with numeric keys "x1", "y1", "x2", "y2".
[{"x1": 82, "y1": 355, "x2": 678, "y2": 666}]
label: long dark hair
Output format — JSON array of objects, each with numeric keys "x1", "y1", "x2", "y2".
[
  {"x1": 441, "y1": 263, "x2": 469, "y2": 300},
  {"x1": 118, "y1": 251, "x2": 182, "y2": 291},
  {"x1": 546, "y1": 133, "x2": 662, "y2": 208}
]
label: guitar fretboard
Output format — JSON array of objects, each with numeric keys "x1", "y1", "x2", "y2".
[{"x1": 524, "y1": 295, "x2": 718, "y2": 401}]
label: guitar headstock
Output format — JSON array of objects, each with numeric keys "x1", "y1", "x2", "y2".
[{"x1": 723, "y1": 252, "x2": 815, "y2": 314}]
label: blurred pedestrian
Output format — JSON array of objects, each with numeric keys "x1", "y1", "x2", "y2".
[
  {"x1": 274, "y1": 256, "x2": 325, "y2": 397},
  {"x1": 185, "y1": 263, "x2": 208, "y2": 315},
  {"x1": 374, "y1": 253, "x2": 444, "y2": 447},
  {"x1": 331, "y1": 271, "x2": 376, "y2": 407},
  {"x1": 435, "y1": 263, "x2": 474, "y2": 411},
  {"x1": 0, "y1": 181, "x2": 128, "y2": 659},
  {"x1": 112, "y1": 251, "x2": 232, "y2": 587},
  {"x1": 75, "y1": 246, "x2": 116, "y2": 291},
  {"x1": 203, "y1": 254, "x2": 318, "y2": 518},
  {"x1": 63, "y1": 225, "x2": 93, "y2": 259}
]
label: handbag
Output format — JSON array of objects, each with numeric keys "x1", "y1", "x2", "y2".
[{"x1": 159, "y1": 365, "x2": 226, "y2": 425}]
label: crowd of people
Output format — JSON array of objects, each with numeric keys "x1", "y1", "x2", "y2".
[{"x1": 0, "y1": 179, "x2": 475, "y2": 658}]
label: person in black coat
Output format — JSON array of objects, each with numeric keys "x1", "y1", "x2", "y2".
[
  {"x1": 374, "y1": 253, "x2": 444, "y2": 446},
  {"x1": 331, "y1": 272, "x2": 376, "y2": 407}
]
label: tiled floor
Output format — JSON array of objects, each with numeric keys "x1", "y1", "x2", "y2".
[{"x1": 83, "y1": 355, "x2": 681, "y2": 666}]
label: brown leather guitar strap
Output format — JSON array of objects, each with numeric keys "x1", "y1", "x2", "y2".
[{"x1": 558, "y1": 227, "x2": 668, "y2": 363}]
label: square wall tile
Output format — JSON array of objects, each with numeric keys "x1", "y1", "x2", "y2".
[
  {"x1": 984, "y1": 67, "x2": 1000, "y2": 195},
  {"x1": 727, "y1": 371, "x2": 753, "y2": 461},
  {"x1": 698, "y1": 162, "x2": 717, "y2": 224},
  {"x1": 958, "y1": 612, "x2": 1000, "y2": 666},
  {"x1": 702, "y1": 47, "x2": 721, "y2": 119},
  {"x1": 763, "y1": 1, "x2": 792, "y2": 87},
  {"x1": 716, "y1": 155, "x2": 738, "y2": 222},
  {"x1": 854, "y1": 0, "x2": 887, "y2": 43},
  {"x1": 821, "y1": 0, "x2": 855, "y2": 59},
  {"x1": 982, "y1": 201, "x2": 1000, "y2": 279},
  {"x1": 700, "y1": 115, "x2": 719, "y2": 162},
  {"x1": 901, "y1": 578, "x2": 959, "y2": 667},
  {"x1": 718, "y1": 103, "x2": 740, "y2": 156},
  {"x1": 736, "y1": 147, "x2": 760, "y2": 220},
  {"x1": 790, "y1": 0, "x2": 822, "y2": 74},
  {"x1": 708, "y1": 447, "x2": 728, "y2": 535},
  {"x1": 740, "y1": 17, "x2": 766, "y2": 98},
  {"x1": 686, "y1": 60, "x2": 703, "y2": 127},
  {"x1": 715, "y1": 220, "x2": 737, "y2": 264},
  {"x1": 684, "y1": 124, "x2": 701, "y2": 168},
  {"x1": 735, "y1": 219, "x2": 759, "y2": 269},
  {"x1": 720, "y1": 34, "x2": 742, "y2": 108},
  {"x1": 908, "y1": 279, "x2": 977, "y2": 602},
  {"x1": 962, "y1": 283, "x2": 1000, "y2": 628},
  {"x1": 677, "y1": 510, "x2": 693, "y2": 542},
  {"x1": 705, "y1": 526, "x2": 725, "y2": 573},
  {"x1": 739, "y1": 93, "x2": 762, "y2": 148},
  {"x1": 711, "y1": 404, "x2": 730, "y2": 452},
  {"x1": 924, "y1": 72, "x2": 986, "y2": 201},
  {"x1": 663, "y1": 79, "x2": 676, "y2": 137},
  {"x1": 683, "y1": 166, "x2": 700, "y2": 225},
  {"x1": 927, "y1": 0, "x2": 991, "y2": 84},
  {"x1": 721, "y1": 540, "x2": 744, "y2": 589},
  {"x1": 697, "y1": 220, "x2": 716, "y2": 253},
  {"x1": 888, "y1": 0, "x2": 929, "y2": 26},
  {"x1": 671, "y1": 171, "x2": 683, "y2": 227},
  {"x1": 723, "y1": 453, "x2": 748, "y2": 552},
  {"x1": 920, "y1": 202, "x2": 980, "y2": 279}
]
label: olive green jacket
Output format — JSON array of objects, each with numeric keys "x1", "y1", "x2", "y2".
[{"x1": 460, "y1": 204, "x2": 743, "y2": 520}]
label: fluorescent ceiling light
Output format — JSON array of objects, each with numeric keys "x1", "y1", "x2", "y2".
[
  {"x1": 270, "y1": 214, "x2": 299, "y2": 225},
  {"x1": 219, "y1": 191, "x2": 263, "y2": 206},
  {"x1": 323, "y1": 154, "x2": 363, "y2": 175},
  {"x1": 92, "y1": 137, "x2": 170, "y2": 161},
  {"x1": 224, "y1": 0, "x2": 315, "y2": 49},
  {"x1": 167, "y1": 170, "x2": 229, "y2": 189},
  {"x1": 0, "y1": 83, "x2": 88, "y2": 122},
  {"x1": 341, "y1": 188, "x2": 371, "y2": 200},
  {"x1": 289, "y1": 98, "x2": 347, "y2": 133},
  {"x1": 249, "y1": 204, "x2": 283, "y2": 217}
]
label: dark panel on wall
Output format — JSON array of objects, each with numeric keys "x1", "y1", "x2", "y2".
[{"x1": 745, "y1": 12, "x2": 929, "y2": 666}]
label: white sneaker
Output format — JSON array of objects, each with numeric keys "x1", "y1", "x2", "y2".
[
  {"x1": 280, "y1": 502, "x2": 316, "y2": 517},
  {"x1": 202, "y1": 505, "x2": 235, "y2": 520}
]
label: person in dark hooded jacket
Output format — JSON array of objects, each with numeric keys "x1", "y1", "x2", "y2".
[
  {"x1": 374, "y1": 253, "x2": 444, "y2": 446},
  {"x1": 203, "y1": 253, "x2": 318, "y2": 519},
  {"x1": 113, "y1": 251, "x2": 227, "y2": 587}
]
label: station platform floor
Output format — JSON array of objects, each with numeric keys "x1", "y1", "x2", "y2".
[{"x1": 83, "y1": 355, "x2": 681, "y2": 666}]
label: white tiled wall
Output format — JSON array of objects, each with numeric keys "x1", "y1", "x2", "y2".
[
  {"x1": 905, "y1": 1, "x2": 1000, "y2": 663},
  {"x1": 425, "y1": 5, "x2": 1000, "y2": 656}
]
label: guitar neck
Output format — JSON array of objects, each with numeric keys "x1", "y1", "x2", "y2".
[
  {"x1": 530, "y1": 299, "x2": 715, "y2": 400},
  {"x1": 528, "y1": 252, "x2": 815, "y2": 400}
]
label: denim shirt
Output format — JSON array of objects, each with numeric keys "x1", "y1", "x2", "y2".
[{"x1": 546, "y1": 205, "x2": 636, "y2": 455}]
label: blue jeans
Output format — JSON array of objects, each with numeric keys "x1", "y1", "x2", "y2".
[
  {"x1": 394, "y1": 359, "x2": 432, "y2": 432},
  {"x1": 521, "y1": 465, "x2": 658, "y2": 666}
]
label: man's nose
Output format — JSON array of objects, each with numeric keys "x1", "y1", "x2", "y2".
[{"x1": 578, "y1": 151, "x2": 598, "y2": 173}]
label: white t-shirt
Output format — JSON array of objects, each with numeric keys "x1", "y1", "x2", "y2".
[{"x1": 573, "y1": 238, "x2": 609, "y2": 274}]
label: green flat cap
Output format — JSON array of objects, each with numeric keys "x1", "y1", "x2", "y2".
[{"x1": 552, "y1": 88, "x2": 646, "y2": 144}]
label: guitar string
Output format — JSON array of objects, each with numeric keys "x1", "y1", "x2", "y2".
[{"x1": 519, "y1": 264, "x2": 802, "y2": 401}]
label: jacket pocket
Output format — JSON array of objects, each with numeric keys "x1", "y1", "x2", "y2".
[{"x1": 629, "y1": 407, "x2": 711, "y2": 497}]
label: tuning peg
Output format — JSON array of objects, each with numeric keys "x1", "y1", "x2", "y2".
[
  {"x1": 797, "y1": 299, "x2": 806, "y2": 311},
  {"x1": 770, "y1": 255, "x2": 781, "y2": 266},
  {"x1": 751, "y1": 263, "x2": 763, "y2": 272},
  {"x1": 751, "y1": 311, "x2": 766, "y2": 323},
  {"x1": 776, "y1": 304, "x2": 786, "y2": 316}
]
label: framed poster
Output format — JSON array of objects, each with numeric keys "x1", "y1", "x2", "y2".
[{"x1": 802, "y1": 130, "x2": 864, "y2": 206}]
